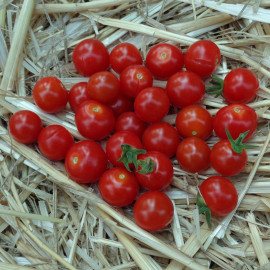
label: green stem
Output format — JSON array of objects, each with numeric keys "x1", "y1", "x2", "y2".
[
  {"x1": 137, "y1": 157, "x2": 156, "y2": 174},
  {"x1": 196, "y1": 194, "x2": 212, "y2": 228},
  {"x1": 206, "y1": 75, "x2": 224, "y2": 97}
]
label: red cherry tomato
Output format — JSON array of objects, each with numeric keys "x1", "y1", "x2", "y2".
[
  {"x1": 134, "y1": 87, "x2": 170, "y2": 123},
  {"x1": 8, "y1": 110, "x2": 43, "y2": 144},
  {"x1": 115, "y1": 112, "x2": 147, "y2": 138},
  {"x1": 184, "y1": 40, "x2": 221, "y2": 78},
  {"x1": 142, "y1": 122, "x2": 179, "y2": 158},
  {"x1": 72, "y1": 39, "x2": 109, "y2": 77},
  {"x1": 75, "y1": 100, "x2": 115, "y2": 140},
  {"x1": 99, "y1": 167, "x2": 139, "y2": 207},
  {"x1": 213, "y1": 104, "x2": 257, "y2": 141},
  {"x1": 133, "y1": 191, "x2": 174, "y2": 231},
  {"x1": 108, "y1": 93, "x2": 134, "y2": 117},
  {"x1": 87, "y1": 71, "x2": 120, "y2": 104},
  {"x1": 33, "y1": 77, "x2": 68, "y2": 113},
  {"x1": 175, "y1": 105, "x2": 213, "y2": 140},
  {"x1": 65, "y1": 140, "x2": 107, "y2": 184},
  {"x1": 110, "y1": 43, "x2": 143, "y2": 74},
  {"x1": 38, "y1": 125, "x2": 74, "y2": 161},
  {"x1": 166, "y1": 71, "x2": 205, "y2": 108},
  {"x1": 120, "y1": 65, "x2": 153, "y2": 98},
  {"x1": 145, "y1": 43, "x2": 184, "y2": 80},
  {"x1": 223, "y1": 68, "x2": 259, "y2": 104},
  {"x1": 68, "y1": 82, "x2": 90, "y2": 112},
  {"x1": 135, "y1": 151, "x2": 173, "y2": 191},
  {"x1": 199, "y1": 176, "x2": 238, "y2": 216},
  {"x1": 176, "y1": 137, "x2": 210, "y2": 173}
]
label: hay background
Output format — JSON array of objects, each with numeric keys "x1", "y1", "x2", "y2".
[{"x1": 0, "y1": 0, "x2": 270, "y2": 269}]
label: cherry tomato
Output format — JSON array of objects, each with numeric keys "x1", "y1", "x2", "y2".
[
  {"x1": 213, "y1": 104, "x2": 257, "y2": 141},
  {"x1": 115, "y1": 112, "x2": 147, "y2": 138},
  {"x1": 145, "y1": 43, "x2": 184, "y2": 80},
  {"x1": 99, "y1": 167, "x2": 139, "y2": 207},
  {"x1": 120, "y1": 65, "x2": 153, "y2": 98},
  {"x1": 75, "y1": 100, "x2": 115, "y2": 140},
  {"x1": 133, "y1": 191, "x2": 174, "y2": 231},
  {"x1": 110, "y1": 43, "x2": 143, "y2": 74},
  {"x1": 8, "y1": 110, "x2": 43, "y2": 144},
  {"x1": 87, "y1": 71, "x2": 120, "y2": 104},
  {"x1": 175, "y1": 105, "x2": 213, "y2": 140},
  {"x1": 134, "y1": 87, "x2": 170, "y2": 123},
  {"x1": 199, "y1": 176, "x2": 238, "y2": 216},
  {"x1": 65, "y1": 140, "x2": 107, "y2": 184},
  {"x1": 38, "y1": 125, "x2": 74, "y2": 161},
  {"x1": 108, "y1": 93, "x2": 134, "y2": 117},
  {"x1": 223, "y1": 68, "x2": 259, "y2": 104},
  {"x1": 72, "y1": 39, "x2": 109, "y2": 77},
  {"x1": 142, "y1": 122, "x2": 179, "y2": 158},
  {"x1": 68, "y1": 82, "x2": 90, "y2": 112},
  {"x1": 176, "y1": 137, "x2": 210, "y2": 173},
  {"x1": 135, "y1": 151, "x2": 173, "y2": 191},
  {"x1": 33, "y1": 77, "x2": 69, "y2": 113},
  {"x1": 166, "y1": 71, "x2": 205, "y2": 108},
  {"x1": 184, "y1": 40, "x2": 221, "y2": 78}
]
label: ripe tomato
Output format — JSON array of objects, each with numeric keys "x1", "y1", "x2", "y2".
[
  {"x1": 175, "y1": 105, "x2": 213, "y2": 140},
  {"x1": 133, "y1": 191, "x2": 174, "y2": 231},
  {"x1": 176, "y1": 137, "x2": 210, "y2": 173},
  {"x1": 199, "y1": 176, "x2": 238, "y2": 216},
  {"x1": 65, "y1": 140, "x2": 107, "y2": 184},
  {"x1": 108, "y1": 93, "x2": 134, "y2": 117},
  {"x1": 8, "y1": 110, "x2": 43, "y2": 144},
  {"x1": 33, "y1": 77, "x2": 69, "y2": 113},
  {"x1": 142, "y1": 122, "x2": 179, "y2": 158},
  {"x1": 120, "y1": 65, "x2": 153, "y2": 98},
  {"x1": 145, "y1": 43, "x2": 184, "y2": 80},
  {"x1": 135, "y1": 151, "x2": 173, "y2": 191},
  {"x1": 87, "y1": 71, "x2": 120, "y2": 104},
  {"x1": 213, "y1": 104, "x2": 257, "y2": 141},
  {"x1": 115, "y1": 112, "x2": 147, "y2": 138},
  {"x1": 223, "y1": 68, "x2": 259, "y2": 104},
  {"x1": 72, "y1": 39, "x2": 109, "y2": 77},
  {"x1": 75, "y1": 100, "x2": 115, "y2": 140},
  {"x1": 38, "y1": 125, "x2": 74, "y2": 161},
  {"x1": 99, "y1": 167, "x2": 139, "y2": 207},
  {"x1": 184, "y1": 40, "x2": 221, "y2": 78},
  {"x1": 110, "y1": 42, "x2": 143, "y2": 74},
  {"x1": 166, "y1": 71, "x2": 205, "y2": 108},
  {"x1": 134, "y1": 87, "x2": 170, "y2": 123},
  {"x1": 68, "y1": 82, "x2": 90, "y2": 112}
]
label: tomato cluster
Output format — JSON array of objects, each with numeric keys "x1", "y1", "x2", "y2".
[{"x1": 9, "y1": 38, "x2": 260, "y2": 230}]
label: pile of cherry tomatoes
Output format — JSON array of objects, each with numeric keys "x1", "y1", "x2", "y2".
[{"x1": 8, "y1": 38, "x2": 259, "y2": 230}]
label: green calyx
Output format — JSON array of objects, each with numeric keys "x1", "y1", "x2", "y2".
[
  {"x1": 196, "y1": 193, "x2": 212, "y2": 228},
  {"x1": 206, "y1": 75, "x2": 224, "y2": 97},
  {"x1": 137, "y1": 157, "x2": 156, "y2": 174}
]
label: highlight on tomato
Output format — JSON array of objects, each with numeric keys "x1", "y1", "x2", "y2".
[{"x1": 68, "y1": 82, "x2": 90, "y2": 112}]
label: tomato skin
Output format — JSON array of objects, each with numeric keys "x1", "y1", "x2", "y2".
[
  {"x1": 115, "y1": 112, "x2": 147, "y2": 138},
  {"x1": 108, "y1": 93, "x2": 134, "y2": 117},
  {"x1": 65, "y1": 140, "x2": 107, "y2": 184},
  {"x1": 184, "y1": 40, "x2": 221, "y2": 78},
  {"x1": 68, "y1": 82, "x2": 90, "y2": 112},
  {"x1": 75, "y1": 100, "x2": 115, "y2": 140},
  {"x1": 72, "y1": 39, "x2": 109, "y2": 77},
  {"x1": 110, "y1": 43, "x2": 143, "y2": 74},
  {"x1": 134, "y1": 87, "x2": 170, "y2": 123},
  {"x1": 142, "y1": 122, "x2": 179, "y2": 158},
  {"x1": 175, "y1": 105, "x2": 213, "y2": 140},
  {"x1": 176, "y1": 137, "x2": 211, "y2": 173},
  {"x1": 99, "y1": 167, "x2": 139, "y2": 207},
  {"x1": 133, "y1": 191, "x2": 174, "y2": 231},
  {"x1": 145, "y1": 43, "x2": 184, "y2": 80},
  {"x1": 223, "y1": 68, "x2": 259, "y2": 104},
  {"x1": 38, "y1": 125, "x2": 74, "y2": 161},
  {"x1": 135, "y1": 151, "x2": 173, "y2": 191},
  {"x1": 210, "y1": 140, "x2": 247, "y2": 176},
  {"x1": 199, "y1": 176, "x2": 238, "y2": 216},
  {"x1": 120, "y1": 65, "x2": 153, "y2": 98},
  {"x1": 33, "y1": 77, "x2": 69, "y2": 113},
  {"x1": 87, "y1": 71, "x2": 120, "y2": 104},
  {"x1": 213, "y1": 104, "x2": 257, "y2": 141},
  {"x1": 9, "y1": 110, "x2": 43, "y2": 144},
  {"x1": 166, "y1": 71, "x2": 205, "y2": 108}
]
